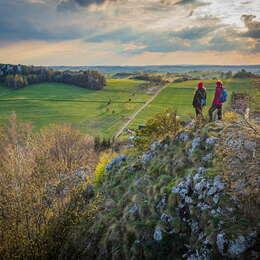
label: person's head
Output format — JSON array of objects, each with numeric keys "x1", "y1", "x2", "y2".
[
  {"x1": 216, "y1": 80, "x2": 223, "y2": 88},
  {"x1": 197, "y1": 81, "x2": 204, "y2": 89}
]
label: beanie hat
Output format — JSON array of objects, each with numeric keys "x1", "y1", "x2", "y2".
[{"x1": 198, "y1": 82, "x2": 204, "y2": 89}]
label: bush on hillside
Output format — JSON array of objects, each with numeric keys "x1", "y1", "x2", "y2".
[
  {"x1": 0, "y1": 114, "x2": 97, "y2": 259},
  {"x1": 134, "y1": 109, "x2": 181, "y2": 151},
  {"x1": 94, "y1": 136, "x2": 114, "y2": 152},
  {"x1": 94, "y1": 151, "x2": 117, "y2": 186}
]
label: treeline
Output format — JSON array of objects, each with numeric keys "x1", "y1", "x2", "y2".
[
  {"x1": 0, "y1": 64, "x2": 106, "y2": 90},
  {"x1": 233, "y1": 69, "x2": 258, "y2": 79},
  {"x1": 130, "y1": 73, "x2": 169, "y2": 85}
]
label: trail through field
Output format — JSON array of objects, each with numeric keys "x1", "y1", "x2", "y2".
[{"x1": 115, "y1": 84, "x2": 169, "y2": 138}]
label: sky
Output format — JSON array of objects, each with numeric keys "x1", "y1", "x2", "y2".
[{"x1": 0, "y1": 0, "x2": 259, "y2": 66}]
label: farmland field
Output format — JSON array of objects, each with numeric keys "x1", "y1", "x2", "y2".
[
  {"x1": 0, "y1": 78, "x2": 254, "y2": 137},
  {"x1": 0, "y1": 79, "x2": 150, "y2": 137}
]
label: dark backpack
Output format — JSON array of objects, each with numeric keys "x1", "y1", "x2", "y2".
[{"x1": 198, "y1": 89, "x2": 206, "y2": 106}]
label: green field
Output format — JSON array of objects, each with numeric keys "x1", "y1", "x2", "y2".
[
  {"x1": 0, "y1": 78, "x2": 253, "y2": 137},
  {"x1": 130, "y1": 78, "x2": 254, "y2": 127},
  {"x1": 0, "y1": 79, "x2": 150, "y2": 137}
]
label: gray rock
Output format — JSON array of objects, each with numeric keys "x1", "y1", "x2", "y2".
[
  {"x1": 128, "y1": 203, "x2": 139, "y2": 215},
  {"x1": 128, "y1": 136, "x2": 136, "y2": 142},
  {"x1": 160, "y1": 213, "x2": 173, "y2": 224},
  {"x1": 213, "y1": 176, "x2": 225, "y2": 191},
  {"x1": 243, "y1": 140, "x2": 256, "y2": 152},
  {"x1": 195, "y1": 179, "x2": 207, "y2": 193},
  {"x1": 213, "y1": 194, "x2": 220, "y2": 204},
  {"x1": 226, "y1": 138, "x2": 243, "y2": 150},
  {"x1": 150, "y1": 141, "x2": 161, "y2": 151},
  {"x1": 156, "y1": 196, "x2": 167, "y2": 210},
  {"x1": 217, "y1": 232, "x2": 229, "y2": 255},
  {"x1": 141, "y1": 151, "x2": 154, "y2": 163},
  {"x1": 189, "y1": 137, "x2": 201, "y2": 155},
  {"x1": 210, "y1": 209, "x2": 219, "y2": 217},
  {"x1": 197, "y1": 167, "x2": 207, "y2": 175},
  {"x1": 186, "y1": 119, "x2": 196, "y2": 129},
  {"x1": 172, "y1": 181, "x2": 189, "y2": 198},
  {"x1": 75, "y1": 168, "x2": 89, "y2": 181},
  {"x1": 193, "y1": 173, "x2": 202, "y2": 182},
  {"x1": 202, "y1": 153, "x2": 213, "y2": 162},
  {"x1": 185, "y1": 196, "x2": 193, "y2": 204},
  {"x1": 193, "y1": 167, "x2": 206, "y2": 182},
  {"x1": 163, "y1": 144, "x2": 169, "y2": 149},
  {"x1": 205, "y1": 137, "x2": 219, "y2": 145},
  {"x1": 153, "y1": 228, "x2": 163, "y2": 241},
  {"x1": 179, "y1": 132, "x2": 189, "y2": 142},
  {"x1": 187, "y1": 249, "x2": 211, "y2": 260},
  {"x1": 228, "y1": 232, "x2": 257, "y2": 257},
  {"x1": 207, "y1": 186, "x2": 217, "y2": 196},
  {"x1": 190, "y1": 220, "x2": 199, "y2": 233},
  {"x1": 106, "y1": 155, "x2": 127, "y2": 171},
  {"x1": 197, "y1": 202, "x2": 211, "y2": 211}
]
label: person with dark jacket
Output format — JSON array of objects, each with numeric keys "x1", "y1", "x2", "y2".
[
  {"x1": 209, "y1": 81, "x2": 226, "y2": 121},
  {"x1": 193, "y1": 82, "x2": 207, "y2": 118}
]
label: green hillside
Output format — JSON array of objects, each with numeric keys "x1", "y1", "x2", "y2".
[
  {"x1": 0, "y1": 78, "x2": 254, "y2": 137},
  {"x1": 0, "y1": 79, "x2": 149, "y2": 137}
]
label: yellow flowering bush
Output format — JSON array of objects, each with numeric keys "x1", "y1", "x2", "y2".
[
  {"x1": 223, "y1": 111, "x2": 239, "y2": 122},
  {"x1": 94, "y1": 151, "x2": 117, "y2": 186}
]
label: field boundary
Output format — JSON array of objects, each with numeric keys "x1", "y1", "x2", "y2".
[{"x1": 115, "y1": 84, "x2": 169, "y2": 139}]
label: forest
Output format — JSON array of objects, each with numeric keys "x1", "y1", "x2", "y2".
[{"x1": 0, "y1": 64, "x2": 106, "y2": 90}]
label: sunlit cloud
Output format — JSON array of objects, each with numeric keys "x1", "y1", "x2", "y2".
[{"x1": 0, "y1": 0, "x2": 259, "y2": 65}]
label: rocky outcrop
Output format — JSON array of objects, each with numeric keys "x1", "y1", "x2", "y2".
[{"x1": 57, "y1": 119, "x2": 259, "y2": 259}]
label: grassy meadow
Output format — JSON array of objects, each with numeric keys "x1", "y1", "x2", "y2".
[
  {"x1": 0, "y1": 78, "x2": 254, "y2": 137},
  {"x1": 130, "y1": 78, "x2": 254, "y2": 127},
  {"x1": 0, "y1": 79, "x2": 150, "y2": 137}
]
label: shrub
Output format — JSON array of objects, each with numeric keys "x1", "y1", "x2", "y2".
[
  {"x1": 134, "y1": 109, "x2": 181, "y2": 151},
  {"x1": 0, "y1": 114, "x2": 97, "y2": 259},
  {"x1": 94, "y1": 151, "x2": 117, "y2": 186},
  {"x1": 223, "y1": 111, "x2": 240, "y2": 122}
]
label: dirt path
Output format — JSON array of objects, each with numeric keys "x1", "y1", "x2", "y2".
[{"x1": 115, "y1": 84, "x2": 169, "y2": 139}]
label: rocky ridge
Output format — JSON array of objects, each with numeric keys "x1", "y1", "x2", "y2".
[{"x1": 57, "y1": 118, "x2": 259, "y2": 259}]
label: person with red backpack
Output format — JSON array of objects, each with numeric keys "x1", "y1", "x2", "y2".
[
  {"x1": 209, "y1": 80, "x2": 228, "y2": 121},
  {"x1": 193, "y1": 81, "x2": 207, "y2": 118}
]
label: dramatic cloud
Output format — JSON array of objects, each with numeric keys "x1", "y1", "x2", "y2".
[
  {"x1": 57, "y1": 0, "x2": 118, "y2": 11},
  {"x1": 241, "y1": 15, "x2": 260, "y2": 38},
  {"x1": 0, "y1": 0, "x2": 259, "y2": 65}
]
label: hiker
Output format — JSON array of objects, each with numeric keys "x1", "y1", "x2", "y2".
[
  {"x1": 192, "y1": 81, "x2": 207, "y2": 118},
  {"x1": 209, "y1": 81, "x2": 227, "y2": 121}
]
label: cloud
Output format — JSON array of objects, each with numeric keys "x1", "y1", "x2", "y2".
[
  {"x1": 0, "y1": 0, "x2": 84, "y2": 41},
  {"x1": 86, "y1": 23, "x2": 246, "y2": 55},
  {"x1": 57, "y1": 0, "x2": 118, "y2": 11},
  {"x1": 160, "y1": 0, "x2": 196, "y2": 5},
  {"x1": 0, "y1": 0, "x2": 259, "y2": 65},
  {"x1": 241, "y1": 15, "x2": 260, "y2": 39},
  {"x1": 172, "y1": 26, "x2": 214, "y2": 40},
  {"x1": 175, "y1": 0, "x2": 198, "y2": 5}
]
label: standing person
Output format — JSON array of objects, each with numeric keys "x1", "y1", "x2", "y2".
[
  {"x1": 192, "y1": 81, "x2": 207, "y2": 118},
  {"x1": 209, "y1": 80, "x2": 227, "y2": 121}
]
